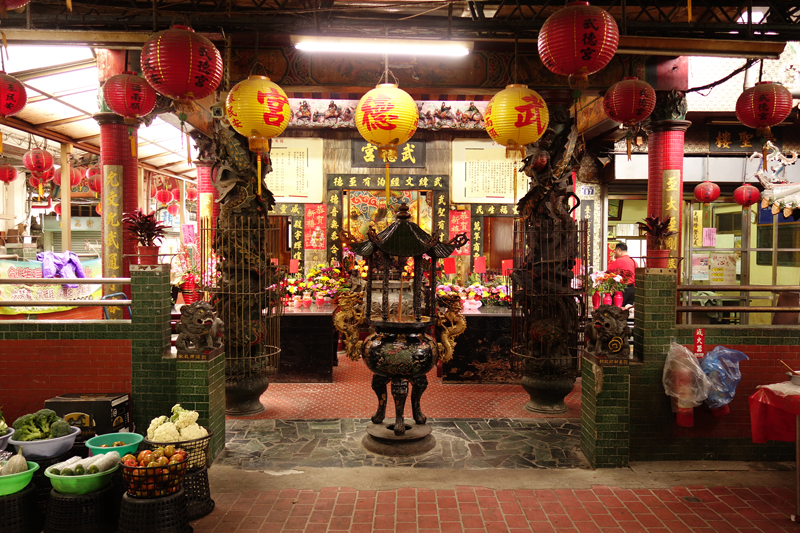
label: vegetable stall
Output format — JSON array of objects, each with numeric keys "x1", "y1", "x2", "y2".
[{"x1": 0, "y1": 403, "x2": 213, "y2": 532}]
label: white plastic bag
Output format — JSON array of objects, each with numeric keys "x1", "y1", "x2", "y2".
[{"x1": 663, "y1": 342, "x2": 711, "y2": 409}]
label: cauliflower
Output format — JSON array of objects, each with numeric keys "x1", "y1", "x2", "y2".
[
  {"x1": 147, "y1": 415, "x2": 167, "y2": 441},
  {"x1": 171, "y1": 407, "x2": 199, "y2": 430},
  {"x1": 151, "y1": 421, "x2": 181, "y2": 443},
  {"x1": 179, "y1": 423, "x2": 208, "y2": 440}
]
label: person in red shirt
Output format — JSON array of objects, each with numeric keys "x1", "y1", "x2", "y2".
[{"x1": 607, "y1": 242, "x2": 637, "y2": 307}]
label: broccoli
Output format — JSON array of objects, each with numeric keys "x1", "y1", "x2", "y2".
[
  {"x1": 35, "y1": 409, "x2": 59, "y2": 435},
  {"x1": 12, "y1": 414, "x2": 46, "y2": 441},
  {"x1": 50, "y1": 420, "x2": 72, "y2": 438}
]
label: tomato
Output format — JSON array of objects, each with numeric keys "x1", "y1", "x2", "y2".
[
  {"x1": 121, "y1": 454, "x2": 136, "y2": 463},
  {"x1": 124, "y1": 458, "x2": 138, "y2": 468},
  {"x1": 100, "y1": 444, "x2": 109, "y2": 448},
  {"x1": 137, "y1": 450, "x2": 152, "y2": 464},
  {"x1": 151, "y1": 448, "x2": 164, "y2": 460},
  {"x1": 163, "y1": 445, "x2": 175, "y2": 458},
  {"x1": 172, "y1": 451, "x2": 187, "y2": 462},
  {"x1": 113, "y1": 441, "x2": 125, "y2": 447}
]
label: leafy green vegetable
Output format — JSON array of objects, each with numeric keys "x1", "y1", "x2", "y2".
[{"x1": 12, "y1": 410, "x2": 70, "y2": 441}]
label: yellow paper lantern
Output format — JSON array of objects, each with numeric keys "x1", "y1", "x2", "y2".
[
  {"x1": 225, "y1": 75, "x2": 291, "y2": 154},
  {"x1": 485, "y1": 84, "x2": 550, "y2": 159},
  {"x1": 355, "y1": 83, "x2": 419, "y2": 161}
]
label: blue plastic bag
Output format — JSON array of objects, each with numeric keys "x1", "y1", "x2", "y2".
[{"x1": 699, "y1": 346, "x2": 749, "y2": 410}]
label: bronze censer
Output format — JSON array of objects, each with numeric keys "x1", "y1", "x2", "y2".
[{"x1": 336, "y1": 202, "x2": 467, "y2": 455}]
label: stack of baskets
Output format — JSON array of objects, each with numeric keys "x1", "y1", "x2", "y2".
[{"x1": 143, "y1": 431, "x2": 214, "y2": 521}]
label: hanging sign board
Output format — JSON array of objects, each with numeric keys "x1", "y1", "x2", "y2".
[{"x1": 351, "y1": 140, "x2": 426, "y2": 168}]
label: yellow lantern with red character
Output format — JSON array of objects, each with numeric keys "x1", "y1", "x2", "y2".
[
  {"x1": 485, "y1": 84, "x2": 549, "y2": 160},
  {"x1": 225, "y1": 75, "x2": 291, "y2": 196},
  {"x1": 355, "y1": 83, "x2": 419, "y2": 203}
]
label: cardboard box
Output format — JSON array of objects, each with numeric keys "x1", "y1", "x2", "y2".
[{"x1": 45, "y1": 393, "x2": 131, "y2": 442}]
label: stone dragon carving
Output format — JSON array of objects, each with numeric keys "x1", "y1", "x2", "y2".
[
  {"x1": 584, "y1": 304, "x2": 631, "y2": 359},
  {"x1": 436, "y1": 292, "x2": 466, "y2": 364}
]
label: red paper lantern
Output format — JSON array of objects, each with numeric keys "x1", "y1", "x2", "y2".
[
  {"x1": 53, "y1": 203, "x2": 62, "y2": 216},
  {"x1": 87, "y1": 166, "x2": 102, "y2": 195},
  {"x1": 538, "y1": 1, "x2": 619, "y2": 90},
  {"x1": 0, "y1": 72, "x2": 27, "y2": 117},
  {"x1": 167, "y1": 203, "x2": 180, "y2": 216},
  {"x1": 735, "y1": 81, "x2": 792, "y2": 139},
  {"x1": 52, "y1": 167, "x2": 82, "y2": 188},
  {"x1": 140, "y1": 24, "x2": 223, "y2": 104},
  {"x1": 185, "y1": 187, "x2": 198, "y2": 201},
  {"x1": 103, "y1": 71, "x2": 157, "y2": 123},
  {"x1": 1, "y1": 1, "x2": 31, "y2": 9},
  {"x1": 95, "y1": 203, "x2": 102, "y2": 216},
  {"x1": 0, "y1": 164, "x2": 17, "y2": 183},
  {"x1": 23, "y1": 148, "x2": 54, "y2": 173},
  {"x1": 171, "y1": 188, "x2": 180, "y2": 202},
  {"x1": 28, "y1": 174, "x2": 40, "y2": 188},
  {"x1": 733, "y1": 184, "x2": 760, "y2": 208},
  {"x1": 34, "y1": 166, "x2": 56, "y2": 183},
  {"x1": 603, "y1": 77, "x2": 655, "y2": 126},
  {"x1": 156, "y1": 189, "x2": 173, "y2": 206},
  {"x1": 694, "y1": 181, "x2": 720, "y2": 205}
]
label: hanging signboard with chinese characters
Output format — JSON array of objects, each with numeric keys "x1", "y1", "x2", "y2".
[
  {"x1": 451, "y1": 139, "x2": 528, "y2": 203},
  {"x1": 449, "y1": 210, "x2": 471, "y2": 256},
  {"x1": 708, "y1": 126, "x2": 782, "y2": 153},
  {"x1": 267, "y1": 137, "x2": 324, "y2": 203},
  {"x1": 304, "y1": 204, "x2": 327, "y2": 250},
  {"x1": 351, "y1": 140, "x2": 426, "y2": 168},
  {"x1": 709, "y1": 253, "x2": 737, "y2": 285}
]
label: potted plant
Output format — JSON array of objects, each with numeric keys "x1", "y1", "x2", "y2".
[
  {"x1": 122, "y1": 209, "x2": 167, "y2": 265},
  {"x1": 638, "y1": 215, "x2": 678, "y2": 268}
]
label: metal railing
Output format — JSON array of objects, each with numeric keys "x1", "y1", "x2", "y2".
[
  {"x1": 676, "y1": 285, "x2": 800, "y2": 320},
  {"x1": 0, "y1": 278, "x2": 131, "y2": 307}
]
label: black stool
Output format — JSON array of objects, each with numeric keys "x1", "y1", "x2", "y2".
[
  {"x1": 184, "y1": 467, "x2": 214, "y2": 520},
  {"x1": 117, "y1": 488, "x2": 192, "y2": 533},
  {"x1": 44, "y1": 483, "x2": 117, "y2": 533},
  {"x1": 33, "y1": 450, "x2": 73, "y2": 517},
  {"x1": 0, "y1": 482, "x2": 41, "y2": 533}
]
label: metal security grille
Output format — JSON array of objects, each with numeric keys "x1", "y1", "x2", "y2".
[
  {"x1": 52, "y1": 231, "x2": 102, "y2": 253},
  {"x1": 511, "y1": 219, "x2": 588, "y2": 378}
]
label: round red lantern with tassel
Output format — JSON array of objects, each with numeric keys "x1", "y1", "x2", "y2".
[
  {"x1": 28, "y1": 174, "x2": 40, "y2": 188},
  {"x1": 171, "y1": 188, "x2": 180, "y2": 202},
  {"x1": 167, "y1": 203, "x2": 180, "y2": 216},
  {"x1": 694, "y1": 181, "x2": 720, "y2": 205},
  {"x1": 538, "y1": 1, "x2": 619, "y2": 90},
  {"x1": 52, "y1": 167, "x2": 82, "y2": 188},
  {"x1": 103, "y1": 71, "x2": 157, "y2": 123},
  {"x1": 140, "y1": 24, "x2": 223, "y2": 104},
  {"x1": 34, "y1": 166, "x2": 56, "y2": 183},
  {"x1": 95, "y1": 203, "x2": 102, "y2": 216},
  {"x1": 735, "y1": 81, "x2": 792, "y2": 140},
  {"x1": 603, "y1": 77, "x2": 656, "y2": 125},
  {"x1": 87, "y1": 166, "x2": 102, "y2": 196},
  {"x1": 156, "y1": 189, "x2": 173, "y2": 206},
  {"x1": 185, "y1": 186, "x2": 198, "y2": 201},
  {"x1": 0, "y1": 163, "x2": 17, "y2": 183},
  {"x1": 0, "y1": 71, "x2": 26, "y2": 117},
  {"x1": 23, "y1": 148, "x2": 54, "y2": 173},
  {"x1": 733, "y1": 184, "x2": 760, "y2": 208},
  {"x1": 53, "y1": 203, "x2": 62, "y2": 216}
]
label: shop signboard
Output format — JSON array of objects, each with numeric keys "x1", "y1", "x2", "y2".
[{"x1": 351, "y1": 140, "x2": 426, "y2": 168}]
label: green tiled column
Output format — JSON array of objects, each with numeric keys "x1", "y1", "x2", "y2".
[
  {"x1": 130, "y1": 265, "x2": 176, "y2": 434},
  {"x1": 581, "y1": 360, "x2": 630, "y2": 468},
  {"x1": 176, "y1": 348, "x2": 226, "y2": 465}
]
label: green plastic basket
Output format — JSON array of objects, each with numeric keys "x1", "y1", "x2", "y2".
[
  {"x1": 0, "y1": 460, "x2": 39, "y2": 496},
  {"x1": 85, "y1": 432, "x2": 143, "y2": 457},
  {"x1": 45, "y1": 463, "x2": 119, "y2": 495}
]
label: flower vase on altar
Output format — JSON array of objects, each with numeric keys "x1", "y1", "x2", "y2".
[
  {"x1": 181, "y1": 279, "x2": 200, "y2": 305},
  {"x1": 614, "y1": 291, "x2": 624, "y2": 307},
  {"x1": 592, "y1": 292, "x2": 601, "y2": 310},
  {"x1": 602, "y1": 293, "x2": 612, "y2": 306}
]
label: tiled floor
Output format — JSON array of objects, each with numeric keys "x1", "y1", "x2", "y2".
[
  {"x1": 235, "y1": 353, "x2": 582, "y2": 420},
  {"x1": 194, "y1": 353, "x2": 797, "y2": 532}
]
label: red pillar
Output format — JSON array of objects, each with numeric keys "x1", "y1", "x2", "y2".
[
  {"x1": 195, "y1": 160, "x2": 219, "y2": 224},
  {"x1": 95, "y1": 113, "x2": 140, "y2": 308},
  {"x1": 645, "y1": 119, "x2": 691, "y2": 257}
]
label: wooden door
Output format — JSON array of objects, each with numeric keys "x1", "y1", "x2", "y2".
[
  {"x1": 269, "y1": 216, "x2": 291, "y2": 267},
  {"x1": 485, "y1": 216, "x2": 514, "y2": 273}
]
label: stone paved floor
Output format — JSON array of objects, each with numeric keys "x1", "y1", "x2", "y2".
[{"x1": 219, "y1": 418, "x2": 588, "y2": 471}]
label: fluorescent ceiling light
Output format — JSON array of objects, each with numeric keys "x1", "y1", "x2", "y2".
[{"x1": 292, "y1": 36, "x2": 471, "y2": 57}]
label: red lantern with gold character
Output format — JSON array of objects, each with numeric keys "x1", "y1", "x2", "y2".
[
  {"x1": 87, "y1": 165, "x2": 102, "y2": 196},
  {"x1": 356, "y1": 83, "x2": 419, "y2": 203},
  {"x1": 733, "y1": 184, "x2": 760, "y2": 209},
  {"x1": 52, "y1": 167, "x2": 82, "y2": 188},
  {"x1": 140, "y1": 24, "x2": 223, "y2": 104},
  {"x1": 538, "y1": 1, "x2": 619, "y2": 90},
  {"x1": 0, "y1": 72, "x2": 27, "y2": 117},
  {"x1": 603, "y1": 77, "x2": 656, "y2": 158},
  {"x1": 167, "y1": 203, "x2": 180, "y2": 216},
  {"x1": 694, "y1": 181, "x2": 720, "y2": 205},
  {"x1": 735, "y1": 81, "x2": 792, "y2": 140},
  {"x1": 0, "y1": 163, "x2": 17, "y2": 183},
  {"x1": 23, "y1": 148, "x2": 54, "y2": 174},
  {"x1": 156, "y1": 189, "x2": 173, "y2": 206},
  {"x1": 103, "y1": 71, "x2": 157, "y2": 123},
  {"x1": 185, "y1": 187, "x2": 198, "y2": 201},
  {"x1": 34, "y1": 166, "x2": 56, "y2": 183},
  {"x1": 53, "y1": 203, "x2": 62, "y2": 216}
]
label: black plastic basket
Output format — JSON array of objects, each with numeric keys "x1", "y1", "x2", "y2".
[
  {"x1": 144, "y1": 431, "x2": 212, "y2": 472},
  {"x1": 44, "y1": 484, "x2": 116, "y2": 533},
  {"x1": 120, "y1": 456, "x2": 188, "y2": 499},
  {"x1": 184, "y1": 466, "x2": 214, "y2": 520},
  {"x1": 0, "y1": 482, "x2": 41, "y2": 533},
  {"x1": 117, "y1": 488, "x2": 192, "y2": 533}
]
